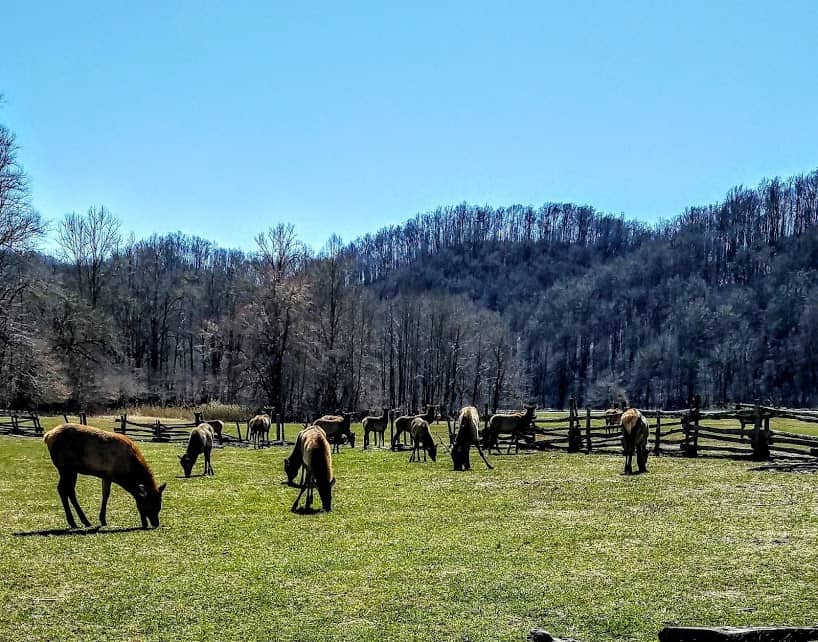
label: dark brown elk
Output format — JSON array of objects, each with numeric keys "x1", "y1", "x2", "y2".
[
  {"x1": 314, "y1": 413, "x2": 355, "y2": 453},
  {"x1": 451, "y1": 406, "x2": 493, "y2": 471},
  {"x1": 362, "y1": 408, "x2": 389, "y2": 449},
  {"x1": 620, "y1": 408, "x2": 650, "y2": 475},
  {"x1": 288, "y1": 425, "x2": 335, "y2": 512},
  {"x1": 248, "y1": 414, "x2": 271, "y2": 448},
  {"x1": 391, "y1": 404, "x2": 437, "y2": 450},
  {"x1": 179, "y1": 423, "x2": 215, "y2": 478},
  {"x1": 483, "y1": 404, "x2": 536, "y2": 453},
  {"x1": 44, "y1": 423, "x2": 166, "y2": 529},
  {"x1": 408, "y1": 418, "x2": 437, "y2": 463}
]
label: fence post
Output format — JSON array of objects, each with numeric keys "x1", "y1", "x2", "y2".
[
  {"x1": 568, "y1": 397, "x2": 582, "y2": 453},
  {"x1": 279, "y1": 415, "x2": 285, "y2": 443},
  {"x1": 276, "y1": 414, "x2": 282, "y2": 442},
  {"x1": 119, "y1": 414, "x2": 127, "y2": 434},
  {"x1": 751, "y1": 402, "x2": 770, "y2": 460},
  {"x1": 80, "y1": 412, "x2": 87, "y2": 426},
  {"x1": 585, "y1": 407, "x2": 592, "y2": 454},
  {"x1": 153, "y1": 419, "x2": 162, "y2": 442},
  {"x1": 194, "y1": 411, "x2": 203, "y2": 425},
  {"x1": 654, "y1": 411, "x2": 662, "y2": 455},
  {"x1": 690, "y1": 395, "x2": 700, "y2": 458},
  {"x1": 11, "y1": 414, "x2": 19, "y2": 435},
  {"x1": 235, "y1": 420, "x2": 242, "y2": 441},
  {"x1": 389, "y1": 409, "x2": 394, "y2": 449},
  {"x1": 34, "y1": 414, "x2": 42, "y2": 435}
]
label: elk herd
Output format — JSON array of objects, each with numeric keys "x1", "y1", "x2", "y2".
[{"x1": 40, "y1": 401, "x2": 650, "y2": 529}]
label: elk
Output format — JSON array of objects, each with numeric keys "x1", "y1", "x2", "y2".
[
  {"x1": 314, "y1": 413, "x2": 355, "y2": 453},
  {"x1": 362, "y1": 408, "x2": 389, "y2": 449},
  {"x1": 44, "y1": 423, "x2": 167, "y2": 529},
  {"x1": 451, "y1": 406, "x2": 493, "y2": 471},
  {"x1": 288, "y1": 425, "x2": 335, "y2": 512},
  {"x1": 620, "y1": 407, "x2": 650, "y2": 475},
  {"x1": 483, "y1": 404, "x2": 536, "y2": 453},
  {"x1": 391, "y1": 404, "x2": 437, "y2": 450},
  {"x1": 408, "y1": 418, "x2": 437, "y2": 463},
  {"x1": 603, "y1": 404, "x2": 623, "y2": 435},
  {"x1": 248, "y1": 414, "x2": 271, "y2": 448},
  {"x1": 179, "y1": 423, "x2": 215, "y2": 478},
  {"x1": 204, "y1": 419, "x2": 224, "y2": 444}
]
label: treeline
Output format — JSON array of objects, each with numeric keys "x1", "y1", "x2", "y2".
[{"x1": 3, "y1": 109, "x2": 818, "y2": 413}]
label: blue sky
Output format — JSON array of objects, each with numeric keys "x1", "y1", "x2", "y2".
[{"x1": 2, "y1": 1, "x2": 817, "y2": 251}]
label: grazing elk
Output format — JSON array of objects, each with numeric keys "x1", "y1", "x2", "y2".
[
  {"x1": 391, "y1": 404, "x2": 437, "y2": 450},
  {"x1": 179, "y1": 423, "x2": 215, "y2": 478},
  {"x1": 204, "y1": 419, "x2": 224, "y2": 444},
  {"x1": 248, "y1": 414, "x2": 271, "y2": 448},
  {"x1": 44, "y1": 423, "x2": 167, "y2": 529},
  {"x1": 620, "y1": 407, "x2": 650, "y2": 475},
  {"x1": 362, "y1": 408, "x2": 389, "y2": 449},
  {"x1": 287, "y1": 425, "x2": 335, "y2": 512},
  {"x1": 483, "y1": 404, "x2": 536, "y2": 453},
  {"x1": 451, "y1": 406, "x2": 493, "y2": 471},
  {"x1": 314, "y1": 413, "x2": 355, "y2": 453},
  {"x1": 408, "y1": 417, "x2": 437, "y2": 463}
]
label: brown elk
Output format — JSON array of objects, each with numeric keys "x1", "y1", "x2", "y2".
[
  {"x1": 362, "y1": 408, "x2": 389, "y2": 449},
  {"x1": 391, "y1": 404, "x2": 437, "y2": 450},
  {"x1": 603, "y1": 404, "x2": 623, "y2": 435},
  {"x1": 287, "y1": 425, "x2": 335, "y2": 512},
  {"x1": 248, "y1": 414, "x2": 271, "y2": 448},
  {"x1": 483, "y1": 404, "x2": 536, "y2": 453},
  {"x1": 179, "y1": 423, "x2": 215, "y2": 478},
  {"x1": 314, "y1": 413, "x2": 355, "y2": 453},
  {"x1": 408, "y1": 418, "x2": 437, "y2": 463},
  {"x1": 451, "y1": 406, "x2": 493, "y2": 471},
  {"x1": 204, "y1": 419, "x2": 224, "y2": 444},
  {"x1": 44, "y1": 423, "x2": 167, "y2": 529},
  {"x1": 620, "y1": 408, "x2": 650, "y2": 475}
]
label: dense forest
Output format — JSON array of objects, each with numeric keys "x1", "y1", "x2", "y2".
[{"x1": 2, "y1": 112, "x2": 818, "y2": 415}]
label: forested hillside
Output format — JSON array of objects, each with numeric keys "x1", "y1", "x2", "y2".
[{"x1": 2, "y1": 112, "x2": 818, "y2": 414}]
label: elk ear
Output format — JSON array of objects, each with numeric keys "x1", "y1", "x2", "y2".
[
  {"x1": 137, "y1": 483, "x2": 148, "y2": 498},
  {"x1": 158, "y1": 483, "x2": 167, "y2": 495}
]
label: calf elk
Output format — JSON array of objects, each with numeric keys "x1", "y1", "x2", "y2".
[{"x1": 179, "y1": 423, "x2": 215, "y2": 478}]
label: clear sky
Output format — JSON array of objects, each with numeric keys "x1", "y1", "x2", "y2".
[{"x1": 2, "y1": 1, "x2": 817, "y2": 251}]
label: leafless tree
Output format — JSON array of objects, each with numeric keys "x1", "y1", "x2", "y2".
[{"x1": 58, "y1": 205, "x2": 121, "y2": 308}]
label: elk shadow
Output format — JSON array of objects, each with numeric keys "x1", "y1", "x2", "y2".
[{"x1": 13, "y1": 525, "x2": 150, "y2": 537}]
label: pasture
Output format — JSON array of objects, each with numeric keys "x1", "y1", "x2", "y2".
[{"x1": 1, "y1": 423, "x2": 817, "y2": 641}]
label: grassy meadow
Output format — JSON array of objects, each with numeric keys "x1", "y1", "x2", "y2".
[{"x1": 1, "y1": 419, "x2": 817, "y2": 642}]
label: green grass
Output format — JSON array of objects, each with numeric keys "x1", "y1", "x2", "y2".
[{"x1": 1, "y1": 433, "x2": 817, "y2": 641}]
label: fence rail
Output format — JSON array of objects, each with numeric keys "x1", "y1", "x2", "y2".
[{"x1": 478, "y1": 397, "x2": 818, "y2": 462}]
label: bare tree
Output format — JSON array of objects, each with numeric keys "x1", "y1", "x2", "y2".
[{"x1": 58, "y1": 205, "x2": 121, "y2": 307}]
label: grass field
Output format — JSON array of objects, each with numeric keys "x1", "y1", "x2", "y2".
[{"x1": 1, "y1": 426, "x2": 817, "y2": 642}]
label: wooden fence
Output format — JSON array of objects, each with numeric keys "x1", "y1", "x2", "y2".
[
  {"x1": 0, "y1": 411, "x2": 42, "y2": 436},
  {"x1": 496, "y1": 397, "x2": 818, "y2": 461}
]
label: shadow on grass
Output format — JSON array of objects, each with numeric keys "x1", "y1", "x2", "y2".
[
  {"x1": 13, "y1": 525, "x2": 150, "y2": 537},
  {"x1": 291, "y1": 506, "x2": 323, "y2": 515}
]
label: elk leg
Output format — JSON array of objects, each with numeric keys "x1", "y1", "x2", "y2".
[
  {"x1": 474, "y1": 442, "x2": 493, "y2": 470},
  {"x1": 637, "y1": 446, "x2": 648, "y2": 473},
  {"x1": 57, "y1": 473, "x2": 78, "y2": 529},
  {"x1": 99, "y1": 478, "x2": 112, "y2": 526},
  {"x1": 204, "y1": 448, "x2": 211, "y2": 475},
  {"x1": 291, "y1": 468, "x2": 307, "y2": 512},
  {"x1": 624, "y1": 449, "x2": 633, "y2": 475},
  {"x1": 64, "y1": 472, "x2": 91, "y2": 527}
]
